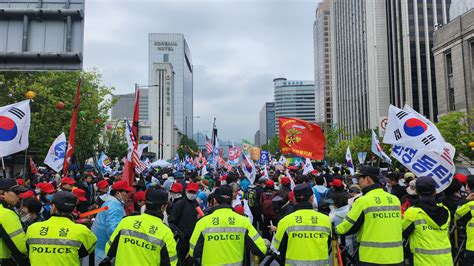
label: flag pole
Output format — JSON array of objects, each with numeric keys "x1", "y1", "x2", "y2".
[
  {"x1": 23, "y1": 150, "x2": 27, "y2": 179},
  {"x1": 1, "y1": 156, "x2": 5, "y2": 178}
]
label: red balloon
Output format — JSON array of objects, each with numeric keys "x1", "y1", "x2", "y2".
[
  {"x1": 106, "y1": 124, "x2": 113, "y2": 130},
  {"x1": 55, "y1": 101, "x2": 65, "y2": 110}
]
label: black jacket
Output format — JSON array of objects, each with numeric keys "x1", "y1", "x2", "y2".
[{"x1": 168, "y1": 196, "x2": 198, "y2": 240}]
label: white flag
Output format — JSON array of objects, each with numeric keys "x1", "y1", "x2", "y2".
[
  {"x1": 125, "y1": 120, "x2": 134, "y2": 160},
  {"x1": 345, "y1": 146, "x2": 355, "y2": 175},
  {"x1": 43, "y1": 132, "x2": 67, "y2": 172},
  {"x1": 391, "y1": 142, "x2": 455, "y2": 193},
  {"x1": 383, "y1": 105, "x2": 445, "y2": 153},
  {"x1": 372, "y1": 129, "x2": 392, "y2": 164},
  {"x1": 303, "y1": 158, "x2": 314, "y2": 175},
  {"x1": 241, "y1": 153, "x2": 256, "y2": 183},
  {"x1": 278, "y1": 155, "x2": 287, "y2": 165},
  {"x1": 0, "y1": 100, "x2": 31, "y2": 157}
]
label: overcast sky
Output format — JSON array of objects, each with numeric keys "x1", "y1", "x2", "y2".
[{"x1": 83, "y1": 0, "x2": 319, "y2": 142}]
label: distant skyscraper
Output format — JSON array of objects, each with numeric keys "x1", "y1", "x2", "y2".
[
  {"x1": 149, "y1": 63, "x2": 176, "y2": 160},
  {"x1": 332, "y1": 0, "x2": 390, "y2": 135},
  {"x1": 111, "y1": 89, "x2": 148, "y2": 122},
  {"x1": 273, "y1": 78, "x2": 315, "y2": 135},
  {"x1": 148, "y1": 33, "x2": 193, "y2": 136},
  {"x1": 313, "y1": 0, "x2": 333, "y2": 127},
  {"x1": 386, "y1": 0, "x2": 451, "y2": 121},
  {"x1": 259, "y1": 102, "x2": 275, "y2": 145},
  {"x1": 254, "y1": 130, "x2": 261, "y2": 147}
]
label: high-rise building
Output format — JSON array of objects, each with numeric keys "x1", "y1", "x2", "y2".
[
  {"x1": 331, "y1": 0, "x2": 390, "y2": 135},
  {"x1": 432, "y1": 8, "x2": 474, "y2": 116},
  {"x1": 111, "y1": 89, "x2": 149, "y2": 123},
  {"x1": 313, "y1": 0, "x2": 333, "y2": 127},
  {"x1": 148, "y1": 33, "x2": 193, "y2": 137},
  {"x1": 259, "y1": 102, "x2": 276, "y2": 145},
  {"x1": 149, "y1": 63, "x2": 177, "y2": 160},
  {"x1": 254, "y1": 130, "x2": 261, "y2": 147},
  {"x1": 273, "y1": 78, "x2": 315, "y2": 135},
  {"x1": 386, "y1": 0, "x2": 451, "y2": 121}
]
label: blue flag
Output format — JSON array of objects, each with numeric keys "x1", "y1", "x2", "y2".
[{"x1": 260, "y1": 150, "x2": 269, "y2": 165}]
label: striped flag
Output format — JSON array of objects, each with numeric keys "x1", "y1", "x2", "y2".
[
  {"x1": 125, "y1": 120, "x2": 147, "y2": 175},
  {"x1": 205, "y1": 135, "x2": 213, "y2": 154}
]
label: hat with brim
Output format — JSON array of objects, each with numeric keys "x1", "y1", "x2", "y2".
[
  {"x1": 0, "y1": 178, "x2": 28, "y2": 193},
  {"x1": 72, "y1": 188, "x2": 87, "y2": 202},
  {"x1": 112, "y1": 180, "x2": 134, "y2": 192}
]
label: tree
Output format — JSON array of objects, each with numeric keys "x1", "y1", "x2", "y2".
[
  {"x1": 177, "y1": 135, "x2": 199, "y2": 158},
  {"x1": 0, "y1": 70, "x2": 114, "y2": 169},
  {"x1": 261, "y1": 135, "x2": 281, "y2": 157},
  {"x1": 98, "y1": 122, "x2": 128, "y2": 161},
  {"x1": 436, "y1": 111, "x2": 474, "y2": 161}
]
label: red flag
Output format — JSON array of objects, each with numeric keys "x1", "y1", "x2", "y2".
[
  {"x1": 29, "y1": 156, "x2": 38, "y2": 175},
  {"x1": 278, "y1": 117, "x2": 325, "y2": 160},
  {"x1": 122, "y1": 158, "x2": 134, "y2": 186},
  {"x1": 132, "y1": 88, "x2": 140, "y2": 149},
  {"x1": 63, "y1": 79, "x2": 81, "y2": 177}
]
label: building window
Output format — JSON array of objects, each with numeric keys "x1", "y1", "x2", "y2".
[
  {"x1": 445, "y1": 52, "x2": 455, "y2": 111},
  {"x1": 163, "y1": 54, "x2": 169, "y2": 62}
]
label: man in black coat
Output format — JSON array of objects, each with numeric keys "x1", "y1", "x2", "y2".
[{"x1": 168, "y1": 182, "x2": 199, "y2": 264}]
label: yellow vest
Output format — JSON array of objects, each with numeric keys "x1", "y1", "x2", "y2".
[
  {"x1": 105, "y1": 213, "x2": 177, "y2": 266},
  {"x1": 274, "y1": 208, "x2": 331, "y2": 265},
  {"x1": 337, "y1": 188, "x2": 403, "y2": 264},
  {"x1": 189, "y1": 207, "x2": 267, "y2": 265},
  {"x1": 26, "y1": 216, "x2": 97, "y2": 266},
  {"x1": 0, "y1": 204, "x2": 27, "y2": 259},
  {"x1": 403, "y1": 206, "x2": 452, "y2": 265},
  {"x1": 455, "y1": 200, "x2": 474, "y2": 251}
]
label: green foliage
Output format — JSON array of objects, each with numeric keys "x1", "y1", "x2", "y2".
[
  {"x1": 177, "y1": 135, "x2": 199, "y2": 158},
  {"x1": 0, "y1": 70, "x2": 114, "y2": 169},
  {"x1": 436, "y1": 111, "x2": 474, "y2": 160},
  {"x1": 261, "y1": 135, "x2": 282, "y2": 157},
  {"x1": 98, "y1": 122, "x2": 128, "y2": 161}
]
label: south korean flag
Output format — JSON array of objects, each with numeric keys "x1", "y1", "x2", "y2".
[
  {"x1": 383, "y1": 104, "x2": 444, "y2": 153},
  {"x1": 0, "y1": 100, "x2": 31, "y2": 157}
]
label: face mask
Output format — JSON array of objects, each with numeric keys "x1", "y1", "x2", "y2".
[
  {"x1": 186, "y1": 192, "x2": 197, "y2": 201},
  {"x1": 21, "y1": 213, "x2": 32, "y2": 223},
  {"x1": 45, "y1": 194, "x2": 54, "y2": 202},
  {"x1": 35, "y1": 189, "x2": 41, "y2": 194}
]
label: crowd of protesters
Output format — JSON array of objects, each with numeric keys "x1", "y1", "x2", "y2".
[{"x1": 1, "y1": 160, "x2": 474, "y2": 265}]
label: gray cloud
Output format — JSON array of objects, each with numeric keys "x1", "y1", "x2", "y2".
[{"x1": 84, "y1": 0, "x2": 319, "y2": 142}]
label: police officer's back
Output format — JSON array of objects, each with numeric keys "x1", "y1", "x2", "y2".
[
  {"x1": 336, "y1": 166, "x2": 404, "y2": 265},
  {"x1": 26, "y1": 191, "x2": 97, "y2": 266},
  {"x1": 0, "y1": 178, "x2": 28, "y2": 266},
  {"x1": 189, "y1": 185, "x2": 267, "y2": 265},
  {"x1": 274, "y1": 183, "x2": 331, "y2": 265},
  {"x1": 455, "y1": 175, "x2": 474, "y2": 264},
  {"x1": 402, "y1": 176, "x2": 452, "y2": 265},
  {"x1": 105, "y1": 188, "x2": 177, "y2": 266}
]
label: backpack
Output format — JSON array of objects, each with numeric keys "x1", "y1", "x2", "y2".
[
  {"x1": 247, "y1": 185, "x2": 257, "y2": 208},
  {"x1": 261, "y1": 191, "x2": 277, "y2": 218}
]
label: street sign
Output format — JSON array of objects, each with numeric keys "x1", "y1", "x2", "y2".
[
  {"x1": 140, "y1": 135, "x2": 153, "y2": 141},
  {"x1": 380, "y1": 117, "x2": 388, "y2": 130}
]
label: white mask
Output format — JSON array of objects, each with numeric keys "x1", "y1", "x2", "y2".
[{"x1": 186, "y1": 192, "x2": 197, "y2": 201}]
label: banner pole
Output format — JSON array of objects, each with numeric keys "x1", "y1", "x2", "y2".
[
  {"x1": 1, "y1": 156, "x2": 6, "y2": 178},
  {"x1": 23, "y1": 150, "x2": 28, "y2": 179}
]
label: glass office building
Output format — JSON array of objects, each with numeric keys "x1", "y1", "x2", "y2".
[
  {"x1": 148, "y1": 33, "x2": 193, "y2": 136},
  {"x1": 274, "y1": 78, "x2": 316, "y2": 135}
]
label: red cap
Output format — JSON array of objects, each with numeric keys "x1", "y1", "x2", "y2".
[
  {"x1": 41, "y1": 183, "x2": 56, "y2": 194},
  {"x1": 133, "y1": 191, "x2": 146, "y2": 202},
  {"x1": 20, "y1": 190, "x2": 35, "y2": 199},
  {"x1": 97, "y1": 180, "x2": 109, "y2": 189},
  {"x1": 280, "y1": 177, "x2": 291, "y2": 186},
  {"x1": 61, "y1": 177, "x2": 76, "y2": 185},
  {"x1": 454, "y1": 174, "x2": 467, "y2": 185},
  {"x1": 234, "y1": 205, "x2": 245, "y2": 215},
  {"x1": 112, "y1": 180, "x2": 134, "y2": 192},
  {"x1": 266, "y1": 179, "x2": 275, "y2": 188},
  {"x1": 329, "y1": 179, "x2": 343, "y2": 187},
  {"x1": 16, "y1": 178, "x2": 25, "y2": 186},
  {"x1": 311, "y1": 170, "x2": 319, "y2": 174},
  {"x1": 73, "y1": 188, "x2": 87, "y2": 202},
  {"x1": 170, "y1": 183, "x2": 183, "y2": 193},
  {"x1": 186, "y1": 182, "x2": 199, "y2": 192}
]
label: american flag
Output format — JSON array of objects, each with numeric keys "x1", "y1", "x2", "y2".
[
  {"x1": 125, "y1": 120, "x2": 147, "y2": 174},
  {"x1": 205, "y1": 135, "x2": 213, "y2": 154}
]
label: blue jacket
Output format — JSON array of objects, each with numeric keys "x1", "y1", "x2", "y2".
[{"x1": 91, "y1": 194, "x2": 126, "y2": 264}]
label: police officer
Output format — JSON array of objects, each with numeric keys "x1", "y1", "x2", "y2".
[
  {"x1": 402, "y1": 176, "x2": 452, "y2": 265},
  {"x1": 26, "y1": 191, "x2": 97, "y2": 266},
  {"x1": 455, "y1": 175, "x2": 474, "y2": 265},
  {"x1": 0, "y1": 178, "x2": 28, "y2": 266},
  {"x1": 336, "y1": 166, "x2": 404, "y2": 265},
  {"x1": 189, "y1": 185, "x2": 267, "y2": 265},
  {"x1": 105, "y1": 188, "x2": 177, "y2": 266},
  {"x1": 274, "y1": 183, "x2": 331, "y2": 265}
]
